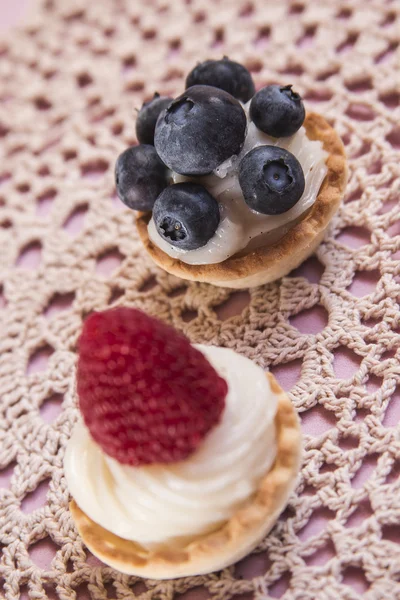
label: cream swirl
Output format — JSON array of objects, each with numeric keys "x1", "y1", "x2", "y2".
[{"x1": 64, "y1": 345, "x2": 278, "y2": 550}]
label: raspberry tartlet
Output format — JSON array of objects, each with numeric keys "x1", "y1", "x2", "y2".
[
  {"x1": 116, "y1": 58, "x2": 347, "y2": 288},
  {"x1": 65, "y1": 308, "x2": 302, "y2": 578}
]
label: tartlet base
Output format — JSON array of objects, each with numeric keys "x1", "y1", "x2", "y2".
[
  {"x1": 69, "y1": 374, "x2": 302, "y2": 579},
  {"x1": 136, "y1": 112, "x2": 347, "y2": 288}
]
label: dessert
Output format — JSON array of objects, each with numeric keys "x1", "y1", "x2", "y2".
[
  {"x1": 65, "y1": 307, "x2": 302, "y2": 579},
  {"x1": 115, "y1": 57, "x2": 347, "y2": 288}
]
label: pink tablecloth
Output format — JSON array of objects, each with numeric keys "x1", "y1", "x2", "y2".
[{"x1": 0, "y1": 1, "x2": 399, "y2": 599}]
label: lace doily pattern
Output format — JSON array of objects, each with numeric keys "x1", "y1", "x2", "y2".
[{"x1": 0, "y1": 0, "x2": 399, "y2": 598}]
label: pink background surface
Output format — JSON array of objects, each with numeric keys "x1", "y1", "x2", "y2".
[{"x1": 0, "y1": 2, "x2": 397, "y2": 599}]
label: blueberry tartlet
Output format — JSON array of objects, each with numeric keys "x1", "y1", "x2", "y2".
[
  {"x1": 65, "y1": 308, "x2": 301, "y2": 578},
  {"x1": 116, "y1": 57, "x2": 347, "y2": 288}
]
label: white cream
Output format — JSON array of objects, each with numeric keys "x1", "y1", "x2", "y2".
[
  {"x1": 64, "y1": 345, "x2": 278, "y2": 550},
  {"x1": 148, "y1": 110, "x2": 328, "y2": 265}
]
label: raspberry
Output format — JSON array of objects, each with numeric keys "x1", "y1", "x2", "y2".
[{"x1": 77, "y1": 307, "x2": 227, "y2": 466}]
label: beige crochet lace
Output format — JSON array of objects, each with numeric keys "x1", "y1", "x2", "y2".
[{"x1": 0, "y1": 0, "x2": 399, "y2": 598}]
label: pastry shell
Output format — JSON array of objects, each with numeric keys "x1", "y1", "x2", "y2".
[
  {"x1": 69, "y1": 374, "x2": 302, "y2": 579},
  {"x1": 136, "y1": 112, "x2": 347, "y2": 289}
]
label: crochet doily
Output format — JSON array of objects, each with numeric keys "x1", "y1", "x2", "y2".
[{"x1": 0, "y1": 0, "x2": 399, "y2": 598}]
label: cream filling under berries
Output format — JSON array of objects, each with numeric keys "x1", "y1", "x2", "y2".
[
  {"x1": 64, "y1": 344, "x2": 278, "y2": 550},
  {"x1": 148, "y1": 108, "x2": 328, "y2": 265}
]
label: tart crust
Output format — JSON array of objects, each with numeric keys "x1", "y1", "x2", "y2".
[
  {"x1": 136, "y1": 112, "x2": 347, "y2": 288},
  {"x1": 69, "y1": 374, "x2": 302, "y2": 579}
]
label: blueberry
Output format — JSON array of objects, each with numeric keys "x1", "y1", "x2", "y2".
[
  {"x1": 136, "y1": 93, "x2": 173, "y2": 145},
  {"x1": 154, "y1": 85, "x2": 247, "y2": 176},
  {"x1": 250, "y1": 84, "x2": 305, "y2": 138},
  {"x1": 153, "y1": 182, "x2": 220, "y2": 250},
  {"x1": 186, "y1": 57, "x2": 255, "y2": 103},
  {"x1": 115, "y1": 145, "x2": 169, "y2": 211},
  {"x1": 238, "y1": 145, "x2": 305, "y2": 215}
]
